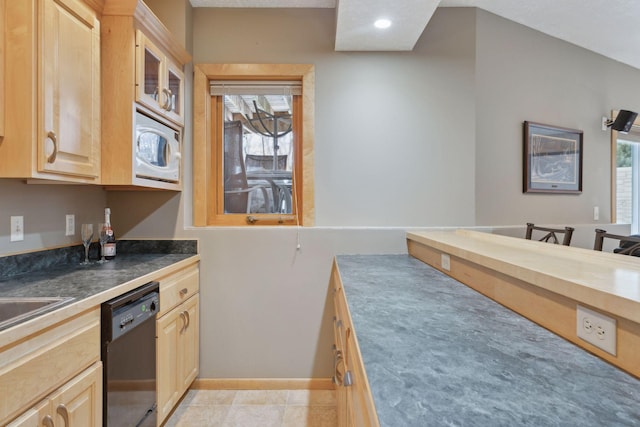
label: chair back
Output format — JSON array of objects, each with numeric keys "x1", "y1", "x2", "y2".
[
  {"x1": 224, "y1": 120, "x2": 249, "y2": 213},
  {"x1": 594, "y1": 229, "x2": 640, "y2": 256},
  {"x1": 525, "y1": 223, "x2": 574, "y2": 246},
  {"x1": 245, "y1": 154, "x2": 287, "y2": 171}
]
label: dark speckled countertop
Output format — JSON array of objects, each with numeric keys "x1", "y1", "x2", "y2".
[
  {"x1": 0, "y1": 254, "x2": 194, "y2": 300},
  {"x1": 336, "y1": 254, "x2": 640, "y2": 427},
  {"x1": 0, "y1": 240, "x2": 198, "y2": 333}
]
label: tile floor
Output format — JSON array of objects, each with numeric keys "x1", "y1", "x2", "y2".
[{"x1": 164, "y1": 389, "x2": 337, "y2": 427}]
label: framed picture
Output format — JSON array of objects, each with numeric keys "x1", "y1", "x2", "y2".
[{"x1": 523, "y1": 121, "x2": 583, "y2": 193}]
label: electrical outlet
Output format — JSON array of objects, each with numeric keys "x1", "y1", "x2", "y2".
[
  {"x1": 441, "y1": 253, "x2": 451, "y2": 271},
  {"x1": 10, "y1": 216, "x2": 24, "y2": 242},
  {"x1": 577, "y1": 305, "x2": 616, "y2": 355},
  {"x1": 65, "y1": 214, "x2": 75, "y2": 236},
  {"x1": 593, "y1": 206, "x2": 599, "y2": 221}
]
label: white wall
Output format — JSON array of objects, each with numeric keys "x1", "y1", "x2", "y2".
[
  {"x1": 190, "y1": 7, "x2": 477, "y2": 227},
  {"x1": 0, "y1": 180, "x2": 106, "y2": 255},
  {"x1": 474, "y1": 9, "x2": 640, "y2": 226}
]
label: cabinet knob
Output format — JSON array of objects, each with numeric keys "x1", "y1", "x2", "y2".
[
  {"x1": 162, "y1": 88, "x2": 173, "y2": 111},
  {"x1": 180, "y1": 288, "x2": 188, "y2": 296},
  {"x1": 46, "y1": 131, "x2": 58, "y2": 163},
  {"x1": 57, "y1": 404, "x2": 70, "y2": 427},
  {"x1": 332, "y1": 347, "x2": 344, "y2": 386},
  {"x1": 179, "y1": 311, "x2": 187, "y2": 334},
  {"x1": 42, "y1": 415, "x2": 55, "y2": 427},
  {"x1": 343, "y1": 370, "x2": 353, "y2": 387},
  {"x1": 184, "y1": 310, "x2": 191, "y2": 329}
]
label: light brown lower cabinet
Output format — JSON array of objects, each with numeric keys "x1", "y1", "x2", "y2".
[
  {"x1": 330, "y1": 260, "x2": 380, "y2": 427},
  {"x1": 0, "y1": 309, "x2": 101, "y2": 426},
  {"x1": 156, "y1": 293, "x2": 199, "y2": 425},
  {"x1": 7, "y1": 362, "x2": 102, "y2": 427}
]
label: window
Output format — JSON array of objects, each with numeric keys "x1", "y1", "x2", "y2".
[
  {"x1": 193, "y1": 64, "x2": 314, "y2": 226},
  {"x1": 614, "y1": 130, "x2": 640, "y2": 233}
]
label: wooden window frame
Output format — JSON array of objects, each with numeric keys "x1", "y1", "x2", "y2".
[{"x1": 193, "y1": 64, "x2": 315, "y2": 226}]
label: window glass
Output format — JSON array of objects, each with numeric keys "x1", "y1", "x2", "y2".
[
  {"x1": 222, "y1": 93, "x2": 294, "y2": 215},
  {"x1": 615, "y1": 133, "x2": 640, "y2": 233}
]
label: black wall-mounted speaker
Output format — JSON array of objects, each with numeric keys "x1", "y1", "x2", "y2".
[{"x1": 611, "y1": 110, "x2": 638, "y2": 133}]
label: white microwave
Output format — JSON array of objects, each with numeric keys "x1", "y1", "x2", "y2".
[{"x1": 135, "y1": 111, "x2": 181, "y2": 183}]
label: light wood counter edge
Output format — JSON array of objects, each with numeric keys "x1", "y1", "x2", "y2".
[
  {"x1": 0, "y1": 255, "x2": 200, "y2": 350},
  {"x1": 407, "y1": 231, "x2": 640, "y2": 378},
  {"x1": 406, "y1": 230, "x2": 640, "y2": 324},
  {"x1": 331, "y1": 258, "x2": 381, "y2": 427}
]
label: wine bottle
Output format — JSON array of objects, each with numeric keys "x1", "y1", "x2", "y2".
[{"x1": 102, "y1": 207, "x2": 117, "y2": 260}]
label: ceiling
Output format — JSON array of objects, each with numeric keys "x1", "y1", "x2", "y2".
[{"x1": 189, "y1": 0, "x2": 640, "y2": 70}]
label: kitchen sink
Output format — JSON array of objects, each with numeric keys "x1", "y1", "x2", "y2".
[{"x1": 0, "y1": 297, "x2": 73, "y2": 329}]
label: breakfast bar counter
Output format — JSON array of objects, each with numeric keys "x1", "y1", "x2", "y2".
[
  {"x1": 406, "y1": 229, "x2": 640, "y2": 378},
  {"x1": 335, "y1": 253, "x2": 640, "y2": 426}
]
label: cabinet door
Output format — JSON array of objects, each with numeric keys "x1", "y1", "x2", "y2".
[
  {"x1": 156, "y1": 303, "x2": 181, "y2": 425},
  {"x1": 156, "y1": 294, "x2": 199, "y2": 426},
  {"x1": 345, "y1": 329, "x2": 378, "y2": 427},
  {"x1": 40, "y1": 0, "x2": 100, "y2": 178},
  {"x1": 6, "y1": 401, "x2": 48, "y2": 427},
  {"x1": 164, "y1": 60, "x2": 184, "y2": 125},
  {"x1": 135, "y1": 31, "x2": 185, "y2": 126},
  {"x1": 8, "y1": 364, "x2": 101, "y2": 427},
  {"x1": 179, "y1": 294, "x2": 199, "y2": 392},
  {"x1": 49, "y1": 362, "x2": 102, "y2": 427},
  {"x1": 335, "y1": 363, "x2": 348, "y2": 427},
  {"x1": 0, "y1": 0, "x2": 4, "y2": 138},
  {"x1": 136, "y1": 31, "x2": 164, "y2": 114}
]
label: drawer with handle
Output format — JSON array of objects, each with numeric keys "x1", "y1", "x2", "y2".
[{"x1": 158, "y1": 265, "x2": 199, "y2": 316}]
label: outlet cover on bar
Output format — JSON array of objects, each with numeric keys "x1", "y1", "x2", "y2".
[
  {"x1": 577, "y1": 305, "x2": 616, "y2": 355},
  {"x1": 441, "y1": 253, "x2": 451, "y2": 271}
]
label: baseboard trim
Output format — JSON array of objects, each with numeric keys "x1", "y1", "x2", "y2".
[{"x1": 193, "y1": 378, "x2": 335, "y2": 390}]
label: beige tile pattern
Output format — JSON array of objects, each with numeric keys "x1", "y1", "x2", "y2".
[{"x1": 165, "y1": 390, "x2": 337, "y2": 427}]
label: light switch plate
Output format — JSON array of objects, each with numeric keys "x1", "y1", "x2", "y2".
[
  {"x1": 10, "y1": 216, "x2": 24, "y2": 242},
  {"x1": 66, "y1": 214, "x2": 75, "y2": 236}
]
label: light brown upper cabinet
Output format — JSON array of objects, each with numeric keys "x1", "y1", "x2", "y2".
[
  {"x1": 0, "y1": 0, "x2": 101, "y2": 183},
  {"x1": 136, "y1": 31, "x2": 185, "y2": 126},
  {"x1": 101, "y1": 0, "x2": 190, "y2": 190},
  {"x1": 0, "y1": 0, "x2": 5, "y2": 139}
]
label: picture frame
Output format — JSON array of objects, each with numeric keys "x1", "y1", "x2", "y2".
[{"x1": 523, "y1": 121, "x2": 583, "y2": 194}]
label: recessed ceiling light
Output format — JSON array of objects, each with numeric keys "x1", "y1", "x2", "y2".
[{"x1": 374, "y1": 18, "x2": 391, "y2": 29}]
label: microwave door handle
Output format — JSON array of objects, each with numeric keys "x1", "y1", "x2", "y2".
[{"x1": 164, "y1": 140, "x2": 171, "y2": 166}]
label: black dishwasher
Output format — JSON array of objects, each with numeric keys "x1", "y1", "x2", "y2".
[{"x1": 101, "y1": 281, "x2": 159, "y2": 427}]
